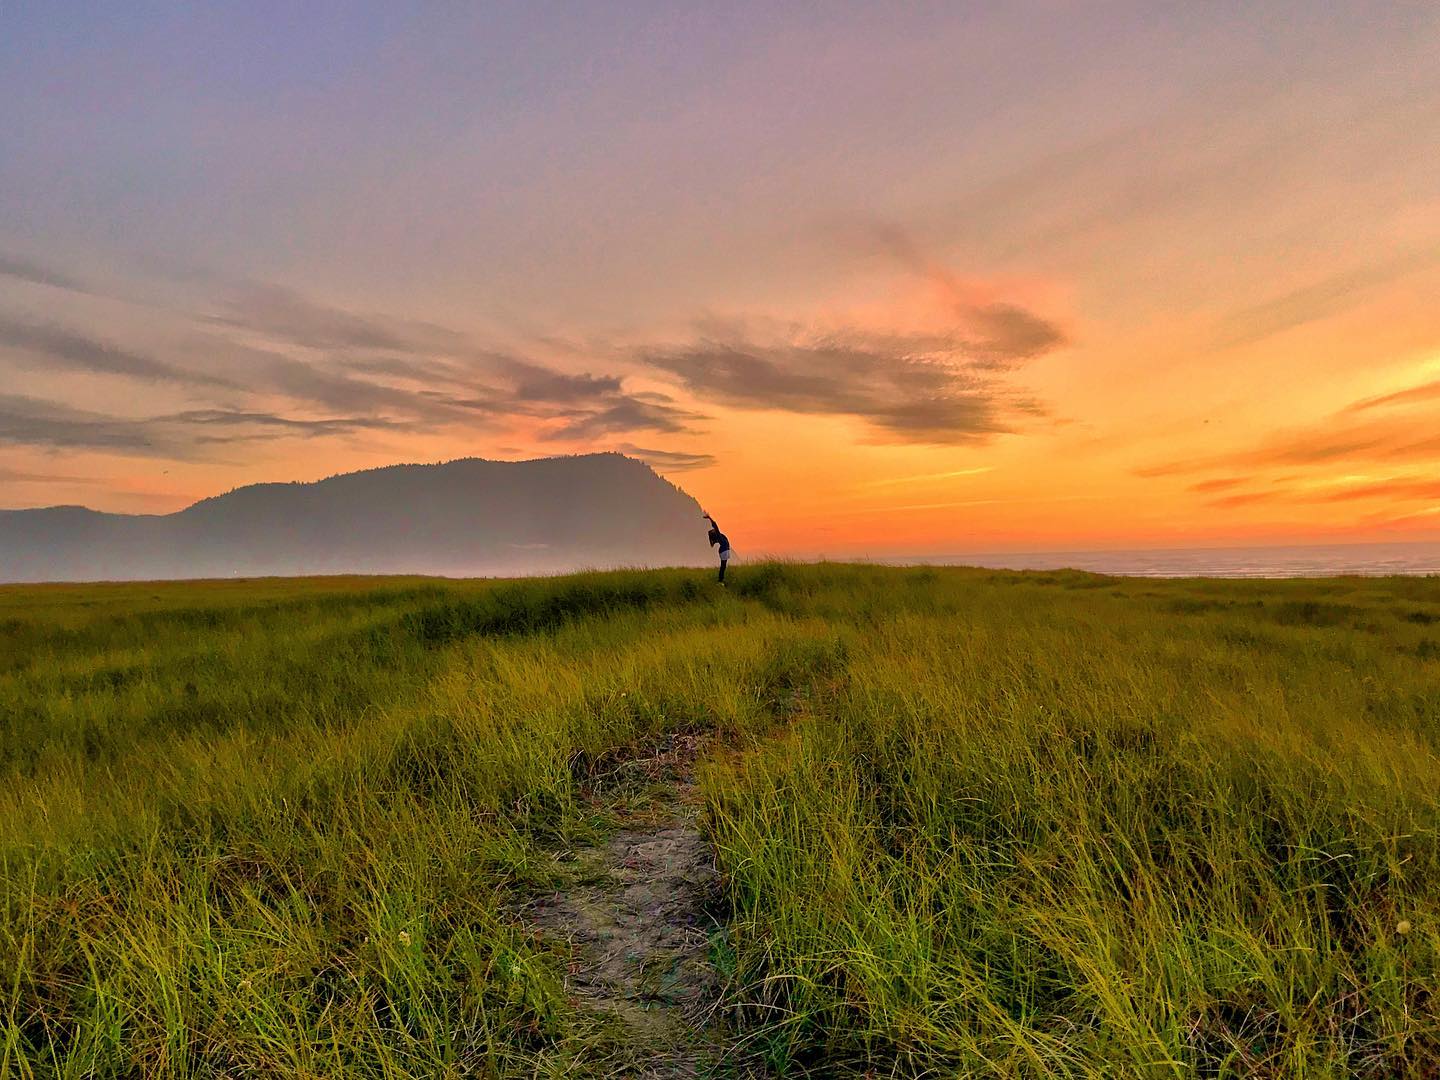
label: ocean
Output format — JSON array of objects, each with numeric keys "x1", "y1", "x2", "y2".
[{"x1": 898, "y1": 541, "x2": 1440, "y2": 579}]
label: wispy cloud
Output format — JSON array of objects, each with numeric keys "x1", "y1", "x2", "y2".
[
  {"x1": 1342, "y1": 379, "x2": 1440, "y2": 414},
  {"x1": 0, "y1": 393, "x2": 398, "y2": 458},
  {"x1": 613, "y1": 443, "x2": 716, "y2": 472},
  {"x1": 204, "y1": 289, "x2": 709, "y2": 442},
  {"x1": 642, "y1": 330, "x2": 1044, "y2": 445},
  {"x1": 843, "y1": 221, "x2": 1067, "y2": 365},
  {"x1": 1206, "y1": 475, "x2": 1440, "y2": 511},
  {"x1": 631, "y1": 224, "x2": 1064, "y2": 445},
  {"x1": 537, "y1": 391, "x2": 705, "y2": 441},
  {"x1": 206, "y1": 283, "x2": 471, "y2": 355},
  {"x1": 0, "y1": 252, "x2": 86, "y2": 292},
  {"x1": 1317, "y1": 477, "x2": 1440, "y2": 503},
  {"x1": 161, "y1": 408, "x2": 402, "y2": 443},
  {"x1": 0, "y1": 317, "x2": 241, "y2": 390},
  {"x1": 859, "y1": 467, "x2": 993, "y2": 487},
  {"x1": 1144, "y1": 374, "x2": 1440, "y2": 481},
  {"x1": 1211, "y1": 249, "x2": 1440, "y2": 349},
  {"x1": 1145, "y1": 418, "x2": 1440, "y2": 477},
  {"x1": 1188, "y1": 476, "x2": 1246, "y2": 493},
  {"x1": 965, "y1": 303, "x2": 1066, "y2": 366},
  {"x1": 259, "y1": 350, "x2": 474, "y2": 422},
  {"x1": 1142, "y1": 371, "x2": 1440, "y2": 518},
  {"x1": 0, "y1": 465, "x2": 94, "y2": 484},
  {"x1": 0, "y1": 394, "x2": 179, "y2": 453},
  {"x1": 1204, "y1": 489, "x2": 1289, "y2": 509},
  {"x1": 841, "y1": 493, "x2": 1106, "y2": 514},
  {"x1": 9, "y1": 265, "x2": 1044, "y2": 462}
]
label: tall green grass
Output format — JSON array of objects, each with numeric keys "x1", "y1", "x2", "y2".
[
  {"x1": 2, "y1": 565, "x2": 1438, "y2": 1076},
  {"x1": 705, "y1": 571, "x2": 1440, "y2": 1076}
]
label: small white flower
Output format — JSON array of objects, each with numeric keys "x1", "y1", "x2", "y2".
[{"x1": 398, "y1": 930, "x2": 412, "y2": 946}]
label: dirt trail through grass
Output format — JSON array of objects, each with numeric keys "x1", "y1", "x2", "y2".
[{"x1": 518, "y1": 733, "x2": 756, "y2": 1077}]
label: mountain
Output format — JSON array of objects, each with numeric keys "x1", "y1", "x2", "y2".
[{"x1": 0, "y1": 454, "x2": 715, "y2": 583}]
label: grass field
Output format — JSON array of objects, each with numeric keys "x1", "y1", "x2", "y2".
[{"x1": 2, "y1": 564, "x2": 1439, "y2": 1077}]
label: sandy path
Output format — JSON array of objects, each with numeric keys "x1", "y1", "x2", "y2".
[{"x1": 517, "y1": 734, "x2": 761, "y2": 1077}]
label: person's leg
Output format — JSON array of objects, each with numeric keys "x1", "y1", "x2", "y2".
[{"x1": 718, "y1": 557, "x2": 727, "y2": 583}]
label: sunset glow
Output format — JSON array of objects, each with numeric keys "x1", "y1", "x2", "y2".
[{"x1": 3, "y1": 4, "x2": 1439, "y2": 555}]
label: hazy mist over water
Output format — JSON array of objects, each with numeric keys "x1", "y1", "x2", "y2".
[{"x1": 893, "y1": 542, "x2": 1440, "y2": 578}]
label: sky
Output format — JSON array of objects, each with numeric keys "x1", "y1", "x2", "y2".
[{"x1": 3, "y1": 1, "x2": 1440, "y2": 556}]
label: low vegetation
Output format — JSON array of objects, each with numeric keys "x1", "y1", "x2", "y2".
[{"x1": 2, "y1": 565, "x2": 1438, "y2": 1077}]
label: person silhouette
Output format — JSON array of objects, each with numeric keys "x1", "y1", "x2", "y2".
[{"x1": 704, "y1": 513, "x2": 732, "y2": 584}]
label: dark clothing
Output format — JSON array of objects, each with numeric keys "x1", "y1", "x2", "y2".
[
  {"x1": 705, "y1": 515, "x2": 730, "y2": 553},
  {"x1": 706, "y1": 516, "x2": 730, "y2": 583}
]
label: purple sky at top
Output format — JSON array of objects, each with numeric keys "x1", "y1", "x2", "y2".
[{"x1": 7, "y1": 2, "x2": 1421, "y2": 321}]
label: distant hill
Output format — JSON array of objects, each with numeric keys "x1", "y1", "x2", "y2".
[{"x1": 0, "y1": 454, "x2": 714, "y2": 583}]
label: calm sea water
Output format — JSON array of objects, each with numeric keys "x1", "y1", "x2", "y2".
[{"x1": 897, "y1": 542, "x2": 1440, "y2": 579}]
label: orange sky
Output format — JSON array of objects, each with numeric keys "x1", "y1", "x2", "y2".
[{"x1": 3, "y1": 5, "x2": 1440, "y2": 555}]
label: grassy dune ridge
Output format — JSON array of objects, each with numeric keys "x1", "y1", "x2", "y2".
[{"x1": 2, "y1": 565, "x2": 1438, "y2": 1076}]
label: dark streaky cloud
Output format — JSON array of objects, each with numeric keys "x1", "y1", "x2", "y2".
[
  {"x1": 643, "y1": 331, "x2": 1044, "y2": 445},
  {"x1": 614, "y1": 444, "x2": 717, "y2": 472},
  {"x1": 0, "y1": 394, "x2": 398, "y2": 458},
  {"x1": 5, "y1": 276, "x2": 1045, "y2": 455},
  {"x1": 0, "y1": 465, "x2": 94, "y2": 484},
  {"x1": 0, "y1": 394, "x2": 172, "y2": 452},
  {"x1": 540, "y1": 392, "x2": 706, "y2": 441},
  {"x1": 0, "y1": 317, "x2": 240, "y2": 389},
  {"x1": 208, "y1": 283, "x2": 471, "y2": 355},
  {"x1": 207, "y1": 291, "x2": 708, "y2": 441},
  {"x1": 164, "y1": 409, "x2": 402, "y2": 444},
  {"x1": 0, "y1": 253, "x2": 85, "y2": 292},
  {"x1": 636, "y1": 223, "x2": 1064, "y2": 444},
  {"x1": 967, "y1": 304, "x2": 1066, "y2": 365}
]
